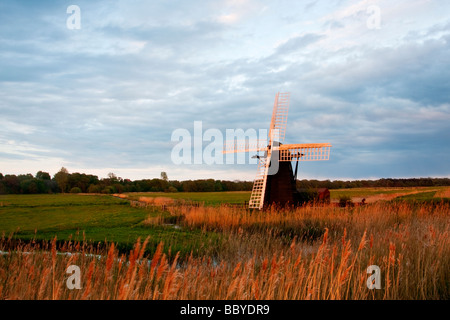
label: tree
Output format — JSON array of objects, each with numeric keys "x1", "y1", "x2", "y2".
[
  {"x1": 20, "y1": 179, "x2": 39, "y2": 194},
  {"x1": 108, "y1": 172, "x2": 118, "y2": 181},
  {"x1": 4, "y1": 175, "x2": 20, "y2": 194},
  {"x1": 160, "y1": 172, "x2": 168, "y2": 181},
  {"x1": 214, "y1": 180, "x2": 223, "y2": 191},
  {"x1": 88, "y1": 184, "x2": 102, "y2": 193},
  {"x1": 68, "y1": 172, "x2": 93, "y2": 192},
  {"x1": 36, "y1": 171, "x2": 51, "y2": 180},
  {"x1": 54, "y1": 167, "x2": 69, "y2": 193},
  {"x1": 113, "y1": 183, "x2": 124, "y2": 193}
]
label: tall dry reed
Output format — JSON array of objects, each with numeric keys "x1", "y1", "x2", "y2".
[{"x1": 0, "y1": 201, "x2": 448, "y2": 299}]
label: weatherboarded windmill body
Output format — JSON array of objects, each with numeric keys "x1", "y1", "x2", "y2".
[{"x1": 224, "y1": 92, "x2": 332, "y2": 209}]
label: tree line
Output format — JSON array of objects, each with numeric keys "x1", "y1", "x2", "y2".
[
  {"x1": 295, "y1": 177, "x2": 450, "y2": 189},
  {"x1": 0, "y1": 168, "x2": 449, "y2": 195},
  {"x1": 0, "y1": 168, "x2": 252, "y2": 194}
]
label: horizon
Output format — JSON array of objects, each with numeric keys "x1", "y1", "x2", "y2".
[
  {"x1": 1, "y1": 1, "x2": 449, "y2": 181},
  {"x1": 1, "y1": 168, "x2": 449, "y2": 183}
]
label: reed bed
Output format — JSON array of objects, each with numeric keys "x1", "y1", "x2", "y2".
[
  {"x1": 0, "y1": 201, "x2": 448, "y2": 300},
  {"x1": 138, "y1": 196, "x2": 176, "y2": 206},
  {"x1": 435, "y1": 187, "x2": 450, "y2": 199}
]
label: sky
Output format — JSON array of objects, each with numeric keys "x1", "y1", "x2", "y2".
[{"x1": 0, "y1": 0, "x2": 449, "y2": 181}]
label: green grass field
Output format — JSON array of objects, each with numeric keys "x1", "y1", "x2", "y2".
[
  {"x1": 125, "y1": 187, "x2": 448, "y2": 203},
  {"x1": 0, "y1": 194, "x2": 219, "y2": 255},
  {"x1": 329, "y1": 186, "x2": 443, "y2": 199},
  {"x1": 125, "y1": 191, "x2": 251, "y2": 205}
]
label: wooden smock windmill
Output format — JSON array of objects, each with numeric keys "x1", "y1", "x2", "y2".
[{"x1": 223, "y1": 92, "x2": 332, "y2": 209}]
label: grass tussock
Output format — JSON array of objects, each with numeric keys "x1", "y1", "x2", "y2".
[{"x1": 0, "y1": 201, "x2": 449, "y2": 300}]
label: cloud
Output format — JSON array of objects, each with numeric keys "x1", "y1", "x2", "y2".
[
  {"x1": 0, "y1": 0, "x2": 449, "y2": 180},
  {"x1": 274, "y1": 33, "x2": 326, "y2": 55},
  {"x1": 215, "y1": 0, "x2": 266, "y2": 25}
]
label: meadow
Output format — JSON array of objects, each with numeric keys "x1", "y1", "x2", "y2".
[
  {"x1": 0, "y1": 188, "x2": 449, "y2": 300},
  {"x1": 126, "y1": 186, "x2": 447, "y2": 205},
  {"x1": 0, "y1": 194, "x2": 219, "y2": 255}
]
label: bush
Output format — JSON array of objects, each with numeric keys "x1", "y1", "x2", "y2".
[
  {"x1": 339, "y1": 195, "x2": 354, "y2": 207},
  {"x1": 295, "y1": 189, "x2": 319, "y2": 205},
  {"x1": 165, "y1": 186, "x2": 178, "y2": 193},
  {"x1": 70, "y1": 187, "x2": 82, "y2": 194},
  {"x1": 101, "y1": 186, "x2": 115, "y2": 194},
  {"x1": 88, "y1": 184, "x2": 102, "y2": 193}
]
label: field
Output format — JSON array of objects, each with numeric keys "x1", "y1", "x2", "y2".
[
  {"x1": 125, "y1": 191, "x2": 252, "y2": 206},
  {"x1": 0, "y1": 187, "x2": 449, "y2": 300},
  {"x1": 330, "y1": 186, "x2": 447, "y2": 203},
  {"x1": 0, "y1": 194, "x2": 219, "y2": 255},
  {"x1": 124, "y1": 186, "x2": 448, "y2": 205}
]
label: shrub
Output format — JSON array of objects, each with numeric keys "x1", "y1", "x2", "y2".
[
  {"x1": 165, "y1": 186, "x2": 178, "y2": 193},
  {"x1": 339, "y1": 195, "x2": 353, "y2": 207},
  {"x1": 88, "y1": 184, "x2": 102, "y2": 193},
  {"x1": 70, "y1": 187, "x2": 82, "y2": 194},
  {"x1": 295, "y1": 189, "x2": 319, "y2": 204},
  {"x1": 101, "y1": 186, "x2": 115, "y2": 194}
]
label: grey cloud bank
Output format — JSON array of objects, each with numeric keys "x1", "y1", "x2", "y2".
[{"x1": 0, "y1": 0, "x2": 449, "y2": 181}]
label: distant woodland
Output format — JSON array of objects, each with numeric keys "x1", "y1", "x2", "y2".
[{"x1": 1, "y1": 168, "x2": 449, "y2": 195}]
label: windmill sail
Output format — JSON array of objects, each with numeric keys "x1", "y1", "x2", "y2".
[
  {"x1": 276, "y1": 143, "x2": 332, "y2": 161},
  {"x1": 249, "y1": 93, "x2": 290, "y2": 209},
  {"x1": 269, "y1": 92, "x2": 290, "y2": 144},
  {"x1": 248, "y1": 154, "x2": 271, "y2": 209}
]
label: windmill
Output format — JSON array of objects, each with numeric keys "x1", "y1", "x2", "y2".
[{"x1": 223, "y1": 92, "x2": 332, "y2": 209}]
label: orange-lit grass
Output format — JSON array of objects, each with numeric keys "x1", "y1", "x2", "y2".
[
  {"x1": 435, "y1": 187, "x2": 450, "y2": 199},
  {"x1": 172, "y1": 201, "x2": 447, "y2": 240},
  {"x1": 138, "y1": 196, "x2": 176, "y2": 206},
  {"x1": 0, "y1": 201, "x2": 448, "y2": 300}
]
